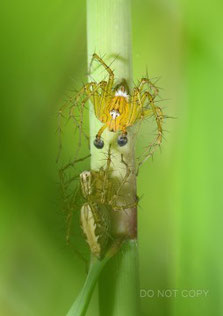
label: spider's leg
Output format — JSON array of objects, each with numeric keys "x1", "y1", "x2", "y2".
[
  {"x1": 69, "y1": 83, "x2": 96, "y2": 158},
  {"x1": 57, "y1": 82, "x2": 96, "y2": 162},
  {"x1": 90, "y1": 53, "x2": 114, "y2": 93},
  {"x1": 112, "y1": 201, "x2": 138, "y2": 211},
  {"x1": 59, "y1": 174, "x2": 81, "y2": 244},
  {"x1": 96, "y1": 124, "x2": 107, "y2": 138},
  {"x1": 126, "y1": 87, "x2": 142, "y2": 126},
  {"x1": 109, "y1": 154, "x2": 136, "y2": 211},
  {"x1": 92, "y1": 81, "x2": 108, "y2": 119},
  {"x1": 116, "y1": 88, "x2": 141, "y2": 146},
  {"x1": 69, "y1": 82, "x2": 96, "y2": 118},
  {"x1": 56, "y1": 83, "x2": 91, "y2": 163},
  {"x1": 137, "y1": 77, "x2": 159, "y2": 99},
  {"x1": 90, "y1": 55, "x2": 117, "y2": 135},
  {"x1": 140, "y1": 91, "x2": 163, "y2": 144},
  {"x1": 100, "y1": 145, "x2": 112, "y2": 203},
  {"x1": 117, "y1": 126, "x2": 128, "y2": 147},
  {"x1": 70, "y1": 82, "x2": 106, "y2": 156},
  {"x1": 136, "y1": 91, "x2": 164, "y2": 171},
  {"x1": 60, "y1": 154, "x2": 91, "y2": 175},
  {"x1": 73, "y1": 82, "x2": 100, "y2": 114},
  {"x1": 59, "y1": 154, "x2": 90, "y2": 207},
  {"x1": 90, "y1": 54, "x2": 116, "y2": 118},
  {"x1": 103, "y1": 144, "x2": 112, "y2": 173},
  {"x1": 94, "y1": 124, "x2": 107, "y2": 149},
  {"x1": 74, "y1": 81, "x2": 110, "y2": 150},
  {"x1": 57, "y1": 102, "x2": 68, "y2": 163},
  {"x1": 83, "y1": 80, "x2": 110, "y2": 126},
  {"x1": 116, "y1": 154, "x2": 131, "y2": 196},
  {"x1": 65, "y1": 184, "x2": 80, "y2": 244}
]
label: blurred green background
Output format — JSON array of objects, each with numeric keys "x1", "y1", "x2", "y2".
[{"x1": 1, "y1": 0, "x2": 223, "y2": 315}]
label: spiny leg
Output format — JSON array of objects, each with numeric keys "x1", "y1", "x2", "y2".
[
  {"x1": 63, "y1": 183, "x2": 80, "y2": 245},
  {"x1": 59, "y1": 154, "x2": 91, "y2": 202},
  {"x1": 112, "y1": 200, "x2": 138, "y2": 212},
  {"x1": 117, "y1": 154, "x2": 131, "y2": 195},
  {"x1": 115, "y1": 87, "x2": 140, "y2": 147},
  {"x1": 100, "y1": 145, "x2": 112, "y2": 203},
  {"x1": 130, "y1": 77, "x2": 160, "y2": 126},
  {"x1": 104, "y1": 144, "x2": 112, "y2": 172},
  {"x1": 116, "y1": 87, "x2": 142, "y2": 149},
  {"x1": 59, "y1": 155, "x2": 91, "y2": 245},
  {"x1": 57, "y1": 90, "x2": 81, "y2": 163},
  {"x1": 117, "y1": 126, "x2": 128, "y2": 147},
  {"x1": 126, "y1": 87, "x2": 142, "y2": 126},
  {"x1": 141, "y1": 91, "x2": 163, "y2": 145},
  {"x1": 136, "y1": 91, "x2": 164, "y2": 172},
  {"x1": 92, "y1": 81, "x2": 107, "y2": 119},
  {"x1": 57, "y1": 103, "x2": 66, "y2": 163},
  {"x1": 75, "y1": 81, "x2": 111, "y2": 150},
  {"x1": 57, "y1": 82, "x2": 96, "y2": 162},
  {"x1": 68, "y1": 82, "x2": 96, "y2": 120},
  {"x1": 109, "y1": 154, "x2": 136, "y2": 211},
  {"x1": 137, "y1": 77, "x2": 159, "y2": 99},
  {"x1": 69, "y1": 82, "x2": 106, "y2": 155},
  {"x1": 60, "y1": 154, "x2": 91, "y2": 175},
  {"x1": 94, "y1": 124, "x2": 107, "y2": 149},
  {"x1": 90, "y1": 53, "x2": 114, "y2": 93},
  {"x1": 90, "y1": 54, "x2": 116, "y2": 124},
  {"x1": 59, "y1": 156, "x2": 89, "y2": 240},
  {"x1": 71, "y1": 83, "x2": 98, "y2": 149}
]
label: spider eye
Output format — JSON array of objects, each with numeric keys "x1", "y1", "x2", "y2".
[
  {"x1": 117, "y1": 135, "x2": 128, "y2": 147},
  {"x1": 94, "y1": 138, "x2": 104, "y2": 149}
]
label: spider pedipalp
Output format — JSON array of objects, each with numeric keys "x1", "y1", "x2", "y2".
[
  {"x1": 117, "y1": 134, "x2": 128, "y2": 147},
  {"x1": 94, "y1": 137, "x2": 104, "y2": 149}
]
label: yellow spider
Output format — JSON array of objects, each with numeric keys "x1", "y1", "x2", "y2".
[{"x1": 71, "y1": 53, "x2": 163, "y2": 150}]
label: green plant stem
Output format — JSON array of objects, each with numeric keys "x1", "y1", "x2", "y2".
[
  {"x1": 66, "y1": 256, "x2": 109, "y2": 316},
  {"x1": 99, "y1": 240, "x2": 139, "y2": 316},
  {"x1": 87, "y1": 0, "x2": 140, "y2": 315},
  {"x1": 87, "y1": 0, "x2": 137, "y2": 238}
]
